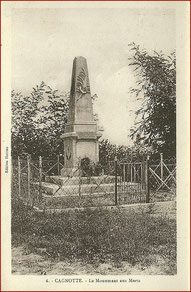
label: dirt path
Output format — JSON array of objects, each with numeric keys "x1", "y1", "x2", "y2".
[{"x1": 12, "y1": 245, "x2": 170, "y2": 275}]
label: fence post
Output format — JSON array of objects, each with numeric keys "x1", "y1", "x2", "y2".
[
  {"x1": 134, "y1": 164, "x2": 136, "y2": 183},
  {"x1": 18, "y1": 156, "x2": 21, "y2": 198},
  {"x1": 39, "y1": 156, "x2": 42, "y2": 202},
  {"x1": 114, "y1": 156, "x2": 118, "y2": 206},
  {"x1": 27, "y1": 155, "x2": 31, "y2": 204},
  {"x1": 123, "y1": 164, "x2": 125, "y2": 191},
  {"x1": 146, "y1": 156, "x2": 150, "y2": 203},
  {"x1": 79, "y1": 160, "x2": 81, "y2": 196},
  {"x1": 57, "y1": 155, "x2": 60, "y2": 175},
  {"x1": 160, "y1": 153, "x2": 164, "y2": 181},
  {"x1": 130, "y1": 164, "x2": 133, "y2": 183}
]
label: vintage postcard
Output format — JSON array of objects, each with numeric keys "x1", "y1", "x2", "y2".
[{"x1": 1, "y1": 1, "x2": 190, "y2": 291}]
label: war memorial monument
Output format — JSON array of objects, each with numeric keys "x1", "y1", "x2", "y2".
[{"x1": 61, "y1": 56, "x2": 103, "y2": 176}]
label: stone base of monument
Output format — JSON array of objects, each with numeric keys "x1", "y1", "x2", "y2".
[
  {"x1": 40, "y1": 175, "x2": 119, "y2": 197},
  {"x1": 45, "y1": 175, "x2": 117, "y2": 186},
  {"x1": 41, "y1": 182, "x2": 115, "y2": 197},
  {"x1": 32, "y1": 174, "x2": 144, "y2": 209},
  {"x1": 60, "y1": 167, "x2": 80, "y2": 177},
  {"x1": 34, "y1": 174, "x2": 119, "y2": 209}
]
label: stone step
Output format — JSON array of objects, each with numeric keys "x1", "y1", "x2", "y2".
[
  {"x1": 40, "y1": 181, "x2": 116, "y2": 196},
  {"x1": 33, "y1": 179, "x2": 143, "y2": 196},
  {"x1": 45, "y1": 175, "x2": 119, "y2": 186}
]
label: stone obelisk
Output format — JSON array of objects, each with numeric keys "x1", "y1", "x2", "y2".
[{"x1": 61, "y1": 56, "x2": 103, "y2": 176}]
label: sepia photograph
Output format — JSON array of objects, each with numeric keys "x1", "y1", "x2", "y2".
[{"x1": 1, "y1": 1, "x2": 190, "y2": 291}]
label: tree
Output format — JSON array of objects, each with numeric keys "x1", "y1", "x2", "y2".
[
  {"x1": 11, "y1": 82, "x2": 69, "y2": 158},
  {"x1": 99, "y1": 139, "x2": 117, "y2": 166},
  {"x1": 128, "y1": 43, "x2": 176, "y2": 157},
  {"x1": 99, "y1": 139, "x2": 148, "y2": 165}
]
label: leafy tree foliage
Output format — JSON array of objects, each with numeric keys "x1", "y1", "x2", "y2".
[
  {"x1": 11, "y1": 82, "x2": 69, "y2": 158},
  {"x1": 99, "y1": 139, "x2": 150, "y2": 165},
  {"x1": 128, "y1": 43, "x2": 176, "y2": 157}
]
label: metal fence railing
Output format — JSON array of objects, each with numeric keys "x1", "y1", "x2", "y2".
[
  {"x1": 149, "y1": 154, "x2": 176, "y2": 201},
  {"x1": 11, "y1": 153, "x2": 176, "y2": 210}
]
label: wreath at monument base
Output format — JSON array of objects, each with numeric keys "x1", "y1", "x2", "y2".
[{"x1": 80, "y1": 157, "x2": 102, "y2": 177}]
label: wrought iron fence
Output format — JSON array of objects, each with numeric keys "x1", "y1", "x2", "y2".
[
  {"x1": 12, "y1": 156, "x2": 117, "y2": 209},
  {"x1": 149, "y1": 154, "x2": 176, "y2": 202},
  {"x1": 11, "y1": 153, "x2": 176, "y2": 210}
]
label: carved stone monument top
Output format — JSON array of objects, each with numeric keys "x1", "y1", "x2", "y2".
[
  {"x1": 67, "y1": 56, "x2": 95, "y2": 125},
  {"x1": 61, "y1": 56, "x2": 103, "y2": 176}
]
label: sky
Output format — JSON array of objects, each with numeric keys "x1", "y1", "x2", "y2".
[{"x1": 11, "y1": 7, "x2": 176, "y2": 146}]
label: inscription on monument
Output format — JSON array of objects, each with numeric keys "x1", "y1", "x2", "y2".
[{"x1": 76, "y1": 67, "x2": 90, "y2": 101}]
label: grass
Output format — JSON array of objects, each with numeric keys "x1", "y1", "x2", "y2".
[
  {"x1": 150, "y1": 190, "x2": 176, "y2": 202},
  {"x1": 11, "y1": 198, "x2": 176, "y2": 274}
]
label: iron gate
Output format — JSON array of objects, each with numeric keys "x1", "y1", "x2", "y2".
[{"x1": 117, "y1": 159, "x2": 149, "y2": 204}]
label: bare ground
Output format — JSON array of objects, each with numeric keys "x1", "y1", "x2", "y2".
[{"x1": 12, "y1": 246, "x2": 170, "y2": 275}]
